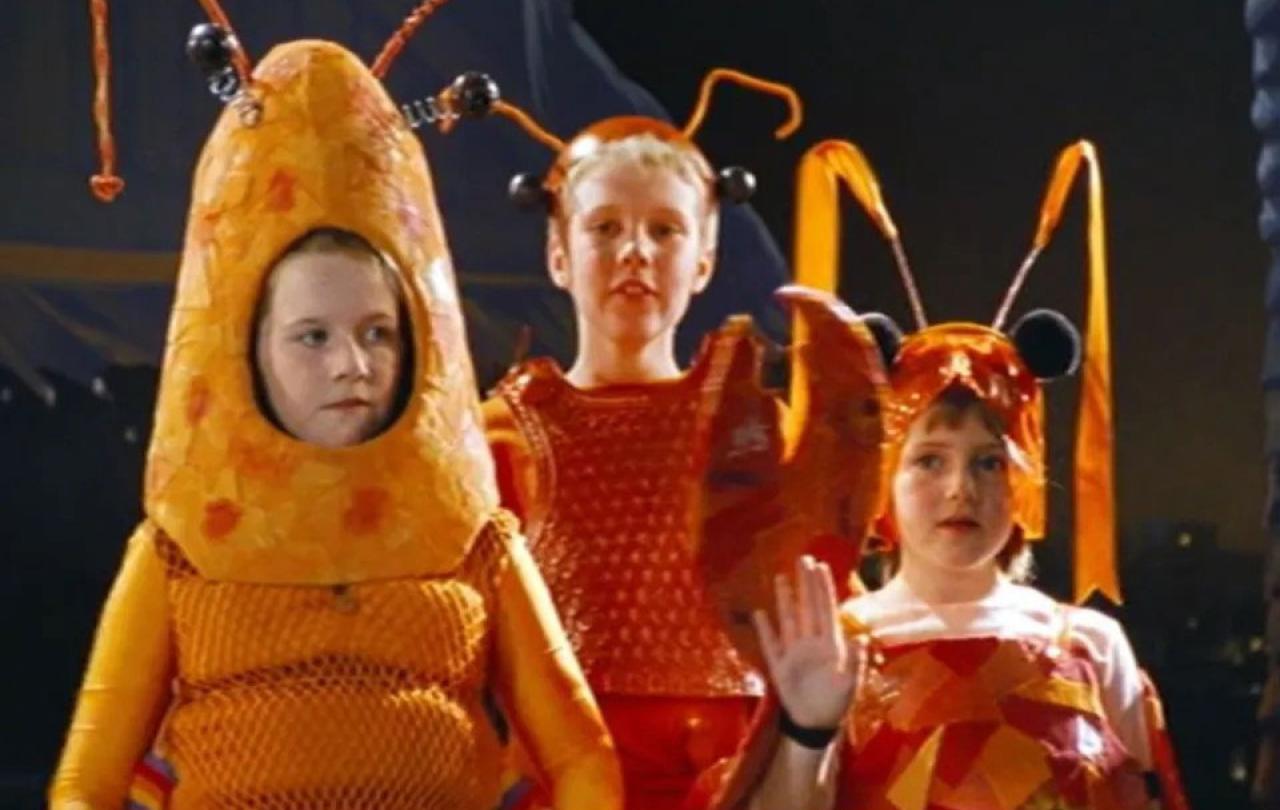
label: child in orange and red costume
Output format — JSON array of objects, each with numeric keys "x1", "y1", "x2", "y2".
[
  {"x1": 700, "y1": 140, "x2": 1190, "y2": 810},
  {"x1": 49, "y1": 3, "x2": 621, "y2": 808},
  {"x1": 447, "y1": 73, "x2": 888, "y2": 809}
]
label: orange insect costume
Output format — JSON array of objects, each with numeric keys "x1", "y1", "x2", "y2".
[
  {"x1": 453, "y1": 72, "x2": 883, "y2": 809},
  {"x1": 49, "y1": 3, "x2": 620, "y2": 809},
  {"x1": 701, "y1": 140, "x2": 1190, "y2": 810}
]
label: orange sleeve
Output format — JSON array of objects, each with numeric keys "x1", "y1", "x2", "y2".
[
  {"x1": 482, "y1": 395, "x2": 539, "y2": 523},
  {"x1": 49, "y1": 522, "x2": 175, "y2": 810},
  {"x1": 490, "y1": 525, "x2": 623, "y2": 810}
]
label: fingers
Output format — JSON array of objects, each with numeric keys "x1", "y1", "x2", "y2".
[
  {"x1": 753, "y1": 609, "x2": 782, "y2": 676},
  {"x1": 774, "y1": 568, "x2": 800, "y2": 649},
  {"x1": 794, "y1": 555, "x2": 840, "y2": 638},
  {"x1": 773, "y1": 556, "x2": 846, "y2": 658},
  {"x1": 794, "y1": 556, "x2": 817, "y2": 639},
  {"x1": 811, "y1": 559, "x2": 840, "y2": 643}
]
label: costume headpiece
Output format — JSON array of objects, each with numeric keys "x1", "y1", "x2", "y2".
[
  {"x1": 793, "y1": 139, "x2": 1116, "y2": 603},
  {"x1": 441, "y1": 67, "x2": 803, "y2": 210},
  {"x1": 85, "y1": 1, "x2": 501, "y2": 584}
]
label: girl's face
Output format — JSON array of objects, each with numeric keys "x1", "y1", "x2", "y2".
[
  {"x1": 548, "y1": 160, "x2": 715, "y2": 352},
  {"x1": 891, "y1": 404, "x2": 1015, "y2": 578},
  {"x1": 255, "y1": 250, "x2": 403, "y2": 448}
]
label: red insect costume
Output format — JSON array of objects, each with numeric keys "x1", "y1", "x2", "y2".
[{"x1": 699, "y1": 139, "x2": 1190, "y2": 810}]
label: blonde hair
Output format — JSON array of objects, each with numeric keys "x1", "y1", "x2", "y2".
[{"x1": 555, "y1": 133, "x2": 720, "y2": 242}]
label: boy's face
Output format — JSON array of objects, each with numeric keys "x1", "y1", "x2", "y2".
[
  {"x1": 255, "y1": 251, "x2": 404, "y2": 448},
  {"x1": 549, "y1": 160, "x2": 715, "y2": 352}
]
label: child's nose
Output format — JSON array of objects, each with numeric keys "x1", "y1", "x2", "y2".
[
  {"x1": 333, "y1": 337, "x2": 373, "y2": 380},
  {"x1": 946, "y1": 467, "x2": 978, "y2": 502},
  {"x1": 618, "y1": 232, "x2": 655, "y2": 269}
]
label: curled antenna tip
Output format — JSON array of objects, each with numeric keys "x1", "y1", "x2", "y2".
[
  {"x1": 772, "y1": 96, "x2": 803, "y2": 140},
  {"x1": 90, "y1": 174, "x2": 124, "y2": 203}
]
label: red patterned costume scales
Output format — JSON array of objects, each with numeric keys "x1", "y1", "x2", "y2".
[
  {"x1": 485, "y1": 333, "x2": 766, "y2": 807},
  {"x1": 460, "y1": 67, "x2": 810, "y2": 808},
  {"x1": 694, "y1": 139, "x2": 1189, "y2": 810}
]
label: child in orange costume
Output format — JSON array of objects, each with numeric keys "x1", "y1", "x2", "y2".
[
  {"x1": 705, "y1": 140, "x2": 1189, "y2": 810},
  {"x1": 49, "y1": 4, "x2": 621, "y2": 809},
  {"x1": 456, "y1": 71, "x2": 881, "y2": 809}
]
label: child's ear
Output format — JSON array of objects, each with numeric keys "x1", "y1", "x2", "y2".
[
  {"x1": 691, "y1": 219, "x2": 718, "y2": 294},
  {"x1": 546, "y1": 221, "x2": 570, "y2": 289}
]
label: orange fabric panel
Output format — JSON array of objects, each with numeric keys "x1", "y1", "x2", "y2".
[{"x1": 49, "y1": 524, "x2": 174, "y2": 809}]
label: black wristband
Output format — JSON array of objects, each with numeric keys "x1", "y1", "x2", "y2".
[{"x1": 778, "y1": 707, "x2": 839, "y2": 749}]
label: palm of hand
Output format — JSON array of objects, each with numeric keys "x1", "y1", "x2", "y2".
[
  {"x1": 755, "y1": 556, "x2": 864, "y2": 731},
  {"x1": 771, "y1": 634, "x2": 858, "y2": 729}
]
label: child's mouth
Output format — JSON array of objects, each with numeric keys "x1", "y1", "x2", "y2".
[{"x1": 614, "y1": 280, "x2": 656, "y2": 298}]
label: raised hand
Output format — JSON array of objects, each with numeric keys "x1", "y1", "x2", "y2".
[{"x1": 753, "y1": 555, "x2": 862, "y2": 731}]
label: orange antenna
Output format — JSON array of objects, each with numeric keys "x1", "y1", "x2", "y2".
[
  {"x1": 991, "y1": 140, "x2": 1117, "y2": 605},
  {"x1": 491, "y1": 100, "x2": 566, "y2": 152},
  {"x1": 992, "y1": 142, "x2": 1102, "y2": 331},
  {"x1": 794, "y1": 140, "x2": 926, "y2": 329},
  {"x1": 681, "y1": 68, "x2": 803, "y2": 141},
  {"x1": 87, "y1": 0, "x2": 123, "y2": 202},
  {"x1": 788, "y1": 139, "x2": 922, "y2": 440},
  {"x1": 370, "y1": 0, "x2": 455, "y2": 79},
  {"x1": 194, "y1": 0, "x2": 253, "y2": 82}
]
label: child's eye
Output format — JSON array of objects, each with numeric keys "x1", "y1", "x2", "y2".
[
  {"x1": 297, "y1": 328, "x2": 328, "y2": 348},
  {"x1": 649, "y1": 221, "x2": 684, "y2": 240},
  {"x1": 362, "y1": 324, "x2": 395, "y2": 345},
  {"x1": 912, "y1": 453, "x2": 943, "y2": 471},
  {"x1": 589, "y1": 220, "x2": 622, "y2": 238},
  {"x1": 974, "y1": 454, "x2": 1008, "y2": 473}
]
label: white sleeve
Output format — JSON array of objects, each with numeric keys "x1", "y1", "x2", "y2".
[{"x1": 1069, "y1": 608, "x2": 1153, "y2": 769}]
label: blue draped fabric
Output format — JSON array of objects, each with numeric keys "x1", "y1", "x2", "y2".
[{"x1": 0, "y1": 0, "x2": 787, "y2": 393}]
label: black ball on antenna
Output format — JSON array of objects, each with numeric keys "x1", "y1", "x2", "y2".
[
  {"x1": 186, "y1": 23, "x2": 235, "y2": 75},
  {"x1": 508, "y1": 173, "x2": 549, "y2": 210},
  {"x1": 715, "y1": 166, "x2": 756, "y2": 204},
  {"x1": 1010, "y1": 308, "x2": 1081, "y2": 380},
  {"x1": 451, "y1": 72, "x2": 500, "y2": 118},
  {"x1": 860, "y1": 312, "x2": 904, "y2": 371}
]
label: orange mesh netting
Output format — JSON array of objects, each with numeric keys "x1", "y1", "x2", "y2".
[{"x1": 153, "y1": 527, "x2": 508, "y2": 809}]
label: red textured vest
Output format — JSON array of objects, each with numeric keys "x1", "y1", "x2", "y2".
[{"x1": 493, "y1": 333, "x2": 764, "y2": 698}]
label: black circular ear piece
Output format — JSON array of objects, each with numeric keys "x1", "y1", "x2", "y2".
[
  {"x1": 185, "y1": 22, "x2": 261, "y2": 125},
  {"x1": 1009, "y1": 308, "x2": 1081, "y2": 379},
  {"x1": 508, "y1": 172, "x2": 550, "y2": 210},
  {"x1": 715, "y1": 166, "x2": 757, "y2": 204},
  {"x1": 860, "y1": 311, "x2": 903, "y2": 371},
  {"x1": 450, "y1": 71, "x2": 500, "y2": 118},
  {"x1": 186, "y1": 23, "x2": 236, "y2": 77}
]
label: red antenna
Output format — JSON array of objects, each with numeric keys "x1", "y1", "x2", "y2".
[
  {"x1": 87, "y1": 0, "x2": 123, "y2": 201},
  {"x1": 370, "y1": 0, "x2": 455, "y2": 79}
]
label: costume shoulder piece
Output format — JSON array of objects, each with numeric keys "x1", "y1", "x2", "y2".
[{"x1": 143, "y1": 38, "x2": 498, "y2": 584}]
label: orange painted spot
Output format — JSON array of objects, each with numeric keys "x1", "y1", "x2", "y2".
[
  {"x1": 344, "y1": 487, "x2": 389, "y2": 534},
  {"x1": 265, "y1": 169, "x2": 296, "y2": 213},
  {"x1": 192, "y1": 207, "x2": 222, "y2": 250},
  {"x1": 203, "y1": 499, "x2": 242, "y2": 540},
  {"x1": 229, "y1": 435, "x2": 288, "y2": 482},
  {"x1": 186, "y1": 378, "x2": 210, "y2": 425}
]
